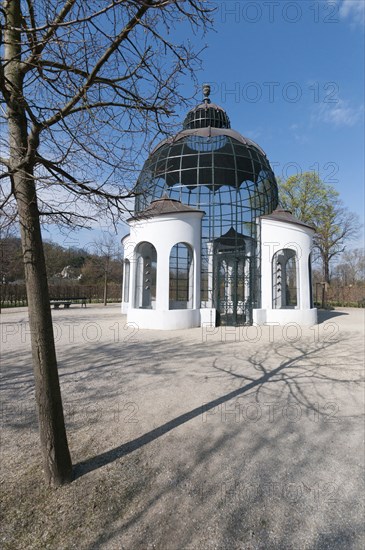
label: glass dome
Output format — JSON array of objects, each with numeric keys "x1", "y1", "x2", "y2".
[
  {"x1": 134, "y1": 86, "x2": 278, "y2": 325},
  {"x1": 183, "y1": 101, "x2": 231, "y2": 129}
]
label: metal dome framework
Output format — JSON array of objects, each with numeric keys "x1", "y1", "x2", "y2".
[
  {"x1": 182, "y1": 102, "x2": 231, "y2": 129},
  {"x1": 134, "y1": 89, "x2": 278, "y2": 325}
]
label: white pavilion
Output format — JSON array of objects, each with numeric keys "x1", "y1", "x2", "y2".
[{"x1": 121, "y1": 86, "x2": 317, "y2": 330}]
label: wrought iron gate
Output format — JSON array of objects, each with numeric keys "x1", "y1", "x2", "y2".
[{"x1": 215, "y1": 251, "x2": 252, "y2": 326}]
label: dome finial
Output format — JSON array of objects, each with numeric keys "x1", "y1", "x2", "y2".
[{"x1": 202, "y1": 83, "x2": 211, "y2": 103}]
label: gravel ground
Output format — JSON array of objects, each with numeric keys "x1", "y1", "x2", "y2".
[{"x1": 1, "y1": 304, "x2": 364, "y2": 549}]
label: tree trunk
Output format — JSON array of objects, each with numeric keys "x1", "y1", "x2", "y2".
[
  {"x1": 14, "y1": 172, "x2": 73, "y2": 486},
  {"x1": 5, "y1": 0, "x2": 72, "y2": 486},
  {"x1": 322, "y1": 254, "x2": 330, "y2": 308},
  {"x1": 103, "y1": 270, "x2": 108, "y2": 306},
  {"x1": 323, "y1": 257, "x2": 330, "y2": 285}
]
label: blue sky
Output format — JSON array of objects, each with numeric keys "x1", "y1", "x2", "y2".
[{"x1": 46, "y1": 0, "x2": 364, "y2": 250}]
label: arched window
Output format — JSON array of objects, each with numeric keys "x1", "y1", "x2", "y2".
[
  {"x1": 134, "y1": 242, "x2": 157, "y2": 309},
  {"x1": 123, "y1": 260, "x2": 130, "y2": 303},
  {"x1": 169, "y1": 243, "x2": 193, "y2": 309},
  {"x1": 272, "y1": 249, "x2": 297, "y2": 309}
]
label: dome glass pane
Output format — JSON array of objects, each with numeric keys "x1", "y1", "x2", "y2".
[{"x1": 134, "y1": 96, "x2": 278, "y2": 325}]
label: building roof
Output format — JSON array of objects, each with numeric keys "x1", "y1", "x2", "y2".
[
  {"x1": 182, "y1": 83, "x2": 231, "y2": 130},
  {"x1": 134, "y1": 84, "x2": 278, "y2": 224},
  {"x1": 260, "y1": 208, "x2": 315, "y2": 231},
  {"x1": 128, "y1": 196, "x2": 205, "y2": 221},
  {"x1": 150, "y1": 127, "x2": 268, "y2": 158},
  {"x1": 214, "y1": 227, "x2": 253, "y2": 247}
]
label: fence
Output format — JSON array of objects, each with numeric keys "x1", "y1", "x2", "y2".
[
  {"x1": 314, "y1": 282, "x2": 365, "y2": 308},
  {"x1": 0, "y1": 283, "x2": 122, "y2": 308},
  {"x1": 1, "y1": 281, "x2": 363, "y2": 309}
]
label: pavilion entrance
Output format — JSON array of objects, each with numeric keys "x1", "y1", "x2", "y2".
[{"x1": 214, "y1": 229, "x2": 252, "y2": 326}]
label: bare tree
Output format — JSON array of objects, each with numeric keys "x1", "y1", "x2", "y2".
[
  {"x1": 314, "y1": 201, "x2": 361, "y2": 284},
  {"x1": 0, "y1": 233, "x2": 24, "y2": 282},
  {"x1": 333, "y1": 248, "x2": 365, "y2": 286},
  {"x1": 278, "y1": 173, "x2": 360, "y2": 284},
  {"x1": 82, "y1": 233, "x2": 122, "y2": 305},
  {"x1": 1, "y1": 0, "x2": 212, "y2": 485}
]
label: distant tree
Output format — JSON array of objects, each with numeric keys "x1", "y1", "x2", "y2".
[
  {"x1": 333, "y1": 248, "x2": 365, "y2": 286},
  {"x1": 82, "y1": 233, "x2": 122, "y2": 305},
  {"x1": 43, "y1": 241, "x2": 70, "y2": 278},
  {"x1": 0, "y1": 235, "x2": 24, "y2": 282},
  {"x1": 278, "y1": 172, "x2": 338, "y2": 224},
  {"x1": 67, "y1": 252, "x2": 87, "y2": 270},
  {"x1": 80, "y1": 257, "x2": 102, "y2": 284},
  {"x1": 1, "y1": 0, "x2": 212, "y2": 486},
  {"x1": 314, "y1": 202, "x2": 361, "y2": 284},
  {"x1": 0, "y1": 233, "x2": 123, "y2": 285},
  {"x1": 278, "y1": 172, "x2": 360, "y2": 284}
]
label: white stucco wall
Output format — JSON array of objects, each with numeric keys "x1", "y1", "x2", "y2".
[
  {"x1": 253, "y1": 217, "x2": 317, "y2": 326},
  {"x1": 121, "y1": 211, "x2": 204, "y2": 329},
  {"x1": 122, "y1": 211, "x2": 317, "y2": 329}
]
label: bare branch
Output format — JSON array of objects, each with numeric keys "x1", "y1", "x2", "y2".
[
  {"x1": 40, "y1": 1, "x2": 153, "y2": 129},
  {"x1": 0, "y1": 156, "x2": 11, "y2": 167},
  {"x1": 21, "y1": 0, "x2": 78, "y2": 72}
]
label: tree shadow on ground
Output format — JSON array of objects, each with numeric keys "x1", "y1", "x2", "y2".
[
  {"x1": 3, "y1": 319, "x2": 364, "y2": 550},
  {"x1": 75, "y1": 334, "x2": 364, "y2": 550},
  {"x1": 73, "y1": 334, "x2": 363, "y2": 479}
]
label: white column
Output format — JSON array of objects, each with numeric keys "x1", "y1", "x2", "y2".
[
  {"x1": 193, "y1": 248, "x2": 201, "y2": 309},
  {"x1": 260, "y1": 236, "x2": 273, "y2": 310},
  {"x1": 299, "y1": 250, "x2": 311, "y2": 309},
  {"x1": 156, "y1": 245, "x2": 169, "y2": 311},
  {"x1": 128, "y1": 248, "x2": 137, "y2": 310}
]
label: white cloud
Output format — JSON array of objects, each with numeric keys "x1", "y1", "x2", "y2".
[
  {"x1": 289, "y1": 123, "x2": 309, "y2": 144},
  {"x1": 331, "y1": 0, "x2": 365, "y2": 26},
  {"x1": 314, "y1": 100, "x2": 364, "y2": 127}
]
